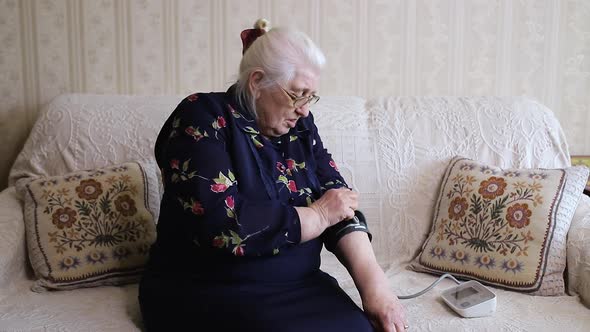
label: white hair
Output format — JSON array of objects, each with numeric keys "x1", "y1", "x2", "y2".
[{"x1": 235, "y1": 22, "x2": 326, "y2": 118}]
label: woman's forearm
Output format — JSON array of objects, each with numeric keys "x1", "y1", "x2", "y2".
[{"x1": 333, "y1": 231, "x2": 389, "y2": 297}]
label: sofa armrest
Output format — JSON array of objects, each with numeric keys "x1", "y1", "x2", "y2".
[
  {"x1": 567, "y1": 194, "x2": 590, "y2": 308},
  {"x1": 0, "y1": 186, "x2": 29, "y2": 290}
]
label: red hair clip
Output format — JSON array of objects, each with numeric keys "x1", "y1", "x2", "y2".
[{"x1": 240, "y1": 19, "x2": 270, "y2": 55}]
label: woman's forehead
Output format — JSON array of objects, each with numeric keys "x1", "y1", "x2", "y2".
[{"x1": 288, "y1": 68, "x2": 319, "y2": 91}]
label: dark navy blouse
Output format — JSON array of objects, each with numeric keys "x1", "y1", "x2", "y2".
[{"x1": 145, "y1": 86, "x2": 368, "y2": 283}]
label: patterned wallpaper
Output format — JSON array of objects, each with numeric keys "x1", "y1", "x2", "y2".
[{"x1": 0, "y1": 0, "x2": 589, "y2": 190}]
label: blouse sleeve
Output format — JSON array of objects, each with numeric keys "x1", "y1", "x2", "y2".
[
  {"x1": 157, "y1": 95, "x2": 301, "y2": 257},
  {"x1": 307, "y1": 113, "x2": 372, "y2": 252}
]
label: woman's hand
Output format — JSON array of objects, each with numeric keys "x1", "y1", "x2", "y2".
[
  {"x1": 332, "y1": 232, "x2": 409, "y2": 332},
  {"x1": 295, "y1": 188, "x2": 358, "y2": 243},
  {"x1": 310, "y1": 188, "x2": 358, "y2": 227},
  {"x1": 361, "y1": 281, "x2": 408, "y2": 332}
]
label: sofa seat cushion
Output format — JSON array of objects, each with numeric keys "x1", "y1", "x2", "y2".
[
  {"x1": 0, "y1": 280, "x2": 143, "y2": 331},
  {"x1": 0, "y1": 257, "x2": 588, "y2": 332}
]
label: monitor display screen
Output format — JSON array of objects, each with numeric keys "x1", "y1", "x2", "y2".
[{"x1": 455, "y1": 287, "x2": 478, "y2": 300}]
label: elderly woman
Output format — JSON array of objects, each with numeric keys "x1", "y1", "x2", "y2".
[{"x1": 139, "y1": 19, "x2": 408, "y2": 332}]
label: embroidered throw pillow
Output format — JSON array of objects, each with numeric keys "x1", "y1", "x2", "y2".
[
  {"x1": 17, "y1": 160, "x2": 161, "y2": 292},
  {"x1": 409, "y1": 156, "x2": 589, "y2": 296}
]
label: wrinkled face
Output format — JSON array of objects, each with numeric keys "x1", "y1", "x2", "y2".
[{"x1": 255, "y1": 68, "x2": 319, "y2": 137}]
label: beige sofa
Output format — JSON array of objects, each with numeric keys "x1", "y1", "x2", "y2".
[{"x1": 1, "y1": 93, "x2": 589, "y2": 331}]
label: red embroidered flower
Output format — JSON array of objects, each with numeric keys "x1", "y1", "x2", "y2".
[
  {"x1": 329, "y1": 160, "x2": 339, "y2": 171},
  {"x1": 286, "y1": 159, "x2": 296, "y2": 170},
  {"x1": 225, "y1": 196, "x2": 235, "y2": 209},
  {"x1": 52, "y1": 207, "x2": 77, "y2": 229},
  {"x1": 478, "y1": 177, "x2": 507, "y2": 200},
  {"x1": 191, "y1": 200, "x2": 205, "y2": 215},
  {"x1": 233, "y1": 245, "x2": 245, "y2": 256},
  {"x1": 75, "y1": 179, "x2": 103, "y2": 200},
  {"x1": 276, "y1": 162, "x2": 286, "y2": 173},
  {"x1": 115, "y1": 195, "x2": 138, "y2": 216},
  {"x1": 506, "y1": 203, "x2": 532, "y2": 229},
  {"x1": 287, "y1": 180, "x2": 297, "y2": 193},
  {"x1": 216, "y1": 116, "x2": 226, "y2": 128},
  {"x1": 448, "y1": 197, "x2": 468, "y2": 221},
  {"x1": 185, "y1": 127, "x2": 195, "y2": 135},
  {"x1": 170, "y1": 159, "x2": 180, "y2": 170},
  {"x1": 211, "y1": 183, "x2": 228, "y2": 193},
  {"x1": 212, "y1": 236, "x2": 226, "y2": 248},
  {"x1": 187, "y1": 93, "x2": 198, "y2": 102}
]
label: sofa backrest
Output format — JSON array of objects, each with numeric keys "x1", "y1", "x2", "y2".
[
  {"x1": 313, "y1": 96, "x2": 572, "y2": 265},
  {"x1": 9, "y1": 93, "x2": 572, "y2": 265}
]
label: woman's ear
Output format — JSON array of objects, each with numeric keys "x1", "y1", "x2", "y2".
[{"x1": 248, "y1": 69, "x2": 265, "y2": 99}]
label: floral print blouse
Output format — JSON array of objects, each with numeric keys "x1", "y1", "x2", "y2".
[{"x1": 148, "y1": 86, "x2": 368, "y2": 279}]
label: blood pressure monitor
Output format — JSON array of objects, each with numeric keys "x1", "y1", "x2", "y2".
[{"x1": 441, "y1": 280, "x2": 496, "y2": 318}]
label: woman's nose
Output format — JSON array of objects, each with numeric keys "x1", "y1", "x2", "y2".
[{"x1": 295, "y1": 104, "x2": 310, "y2": 117}]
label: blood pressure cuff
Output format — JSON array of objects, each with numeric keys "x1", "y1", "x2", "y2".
[{"x1": 321, "y1": 210, "x2": 372, "y2": 252}]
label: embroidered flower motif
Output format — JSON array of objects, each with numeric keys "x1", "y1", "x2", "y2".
[
  {"x1": 187, "y1": 93, "x2": 199, "y2": 102},
  {"x1": 501, "y1": 259, "x2": 524, "y2": 274},
  {"x1": 59, "y1": 256, "x2": 81, "y2": 270},
  {"x1": 64, "y1": 174, "x2": 83, "y2": 182},
  {"x1": 191, "y1": 200, "x2": 205, "y2": 215},
  {"x1": 228, "y1": 104, "x2": 242, "y2": 118},
  {"x1": 479, "y1": 166, "x2": 497, "y2": 175},
  {"x1": 169, "y1": 117, "x2": 181, "y2": 138},
  {"x1": 75, "y1": 179, "x2": 103, "y2": 200},
  {"x1": 225, "y1": 196, "x2": 235, "y2": 209},
  {"x1": 450, "y1": 250, "x2": 469, "y2": 264},
  {"x1": 210, "y1": 170, "x2": 236, "y2": 193},
  {"x1": 212, "y1": 236, "x2": 227, "y2": 248},
  {"x1": 178, "y1": 198, "x2": 205, "y2": 216},
  {"x1": 329, "y1": 160, "x2": 339, "y2": 171},
  {"x1": 478, "y1": 177, "x2": 507, "y2": 200},
  {"x1": 276, "y1": 162, "x2": 287, "y2": 174},
  {"x1": 460, "y1": 163, "x2": 476, "y2": 171},
  {"x1": 429, "y1": 246, "x2": 446, "y2": 259},
  {"x1": 251, "y1": 135, "x2": 264, "y2": 148},
  {"x1": 287, "y1": 180, "x2": 297, "y2": 193},
  {"x1": 233, "y1": 245, "x2": 245, "y2": 256},
  {"x1": 528, "y1": 172, "x2": 548, "y2": 180},
  {"x1": 40, "y1": 179, "x2": 59, "y2": 187},
  {"x1": 86, "y1": 251, "x2": 108, "y2": 265},
  {"x1": 506, "y1": 203, "x2": 532, "y2": 229},
  {"x1": 503, "y1": 171, "x2": 521, "y2": 178},
  {"x1": 474, "y1": 255, "x2": 496, "y2": 269},
  {"x1": 115, "y1": 195, "x2": 137, "y2": 216},
  {"x1": 213, "y1": 116, "x2": 226, "y2": 129},
  {"x1": 52, "y1": 207, "x2": 77, "y2": 229},
  {"x1": 211, "y1": 183, "x2": 228, "y2": 193},
  {"x1": 170, "y1": 159, "x2": 180, "y2": 170},
  {"x1": 112, "y1": 246, "x2": 131, "y2": 260},
  {"x1": 448, "y1": 197, "x2": 468, "y2": 221},
  {"x1": 185, "y1": 126, "x2": 209, "y2": 141},
  {"x1": 286, "y1": 159, "x2": 295, "y2": 170}
]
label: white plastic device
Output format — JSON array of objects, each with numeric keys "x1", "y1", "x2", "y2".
[{"x1": 440, "y1": 280, "x2": 496, "y2": 318}]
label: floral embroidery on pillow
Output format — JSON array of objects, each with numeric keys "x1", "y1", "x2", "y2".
[
  {"x1": 21, "y1": 161, "x2": 158, "y2": 291},
  {"x1": 410, "y1": 156, "x2": 589, "y2": 295}
]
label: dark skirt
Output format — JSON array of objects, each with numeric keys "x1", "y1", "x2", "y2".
[{"x1": 138, "y1": 270, "x2": 374, "y2": 332}]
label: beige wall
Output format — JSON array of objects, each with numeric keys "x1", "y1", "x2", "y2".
[{"x1": 1, "y1": 0, "x2": 589, "y2": 190}]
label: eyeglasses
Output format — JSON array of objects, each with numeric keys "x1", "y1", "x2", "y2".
[{"x1": 276, "y1": 84, "x2": 320, "y2": 108}]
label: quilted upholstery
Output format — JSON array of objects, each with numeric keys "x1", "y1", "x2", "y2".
[{"x1": 1, "y1": 93, "x2": 589, "y2": 331}]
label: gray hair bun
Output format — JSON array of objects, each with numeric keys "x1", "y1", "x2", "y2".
[{"x1": 254, "y1": 18, "x2": 270, "y2": 32}]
